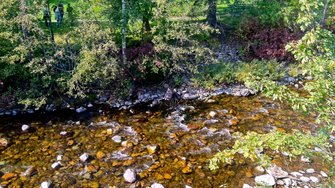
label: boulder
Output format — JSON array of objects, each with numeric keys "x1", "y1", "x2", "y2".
[{"x1": 255, "y1": 174, "x2": 275, "y2": 186}]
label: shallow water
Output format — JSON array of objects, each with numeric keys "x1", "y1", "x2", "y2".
[{"x1": 0, "y1": 95, "x2": 332, "y2": 187}]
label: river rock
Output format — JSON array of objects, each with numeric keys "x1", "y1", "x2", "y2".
[
  {"x1": 147, "y1": 145, "x2": 158, "y2": 154},
  {"x1": 80, "y1": 153, "x2": 90, "y2": 162},
  {"x1": 301, "y1": 156, "x2": 311, "y2": 162},
  {"x1": 40, "y1": 181, "x2": 52, "y2": 188},
  {"x1": 282, "y1": 178, "x2": 291, "y2": 186},
  {"x1": 1, "y1": 172, "x2": 17, "y2": 181},
  {"x1": 51, "y1": 162, "x2": 61, "y2": 169},
  {"x1": 300, "y1": 176, "x2": 310, "y2": 182},
  {"x1": 151, "y1": 183, "x2": 164, "y2": 188},
  {"x1": 0, "y1": 138, "x2": 9, "y2": 147},
  {"x1": 310, "y1": 176, "x2": 319, "y2": 183},
  {"x1": 276, "y1": 179, "x2": 284, "y2": 185},
  {"x1": 123, "y1": 169, "x2": 136, "y2": 183},
  {"x1": 242, "y1": 184, "x2": 253, "y2": 188},
  {"x1": 290, "y1": 171, "x2": 303, "y2": 177},
  {"x1": 306, "y1": 168, "x2": 315, "y2": 173},
  {"x1": 320, "y1": 171, "x2": 328, "y2": 178},
  {"x1": 266, "y1": 164, "x2": 288, "y2": 178},
  {"x1": 60, "y1": 131, "x2": 67, "y2": 136},
  {"x1": 209, "y1": 111, "x2": 216, "y2": 118},
  {"x1": 76, "y1": 107, "x2": 87, "y2": 113},
  {"x1": 112, "y1": 135, "x2": 122, "y2": 143},
  {"x1": 21, "y1": 124, "x2": 30, "y2": 132},
  {"x1": 255, "y1": 174, "x2": 275, "y2": 186},
  {"x1": 22, "y1": 166, "x2": 37, "y2": 177},
  {"x1": 57, "y1": 155, "x2": 63, "y2": 161}
]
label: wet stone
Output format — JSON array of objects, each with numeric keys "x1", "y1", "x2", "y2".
[
  {"x1": 242, "y1": 184, "x2": 253, "y2": 188},
  {"x1": 255, "y1": 174, "x2": 275, "y2": 186},
  {"x1": 310, "y1": 176, "x2": 319, "y2": 183},
  {"x1": 80, "y1": 153, "x2": 90, "y2": 162},
  {"x1": 306, "y1": 168, "x2": 315, "y2": 173},
  {"x1": 123, "y1": 169, "x2": 136, "y2": 183},
  {"x1": 282, "y1": 178, "x2": 291, "y2": 186},
  {"x1": 0, "y1": 138, "x2": 9, "y2": 147},
  {"x1": 1, "y1": 173, "x2": 17, "y2": 181},
  {"x1": 40, "y1": 181, "x2": 52, "y2": 188},
  {"x1": 51, "y1": 162, "x2": 61, "y2": 169},
  {"x1": 300, "y1": 176, "x2": 310, "y2": 182},
  {"x1": 112, "y1": 135, "x2": 122, "y2": 143},
  {"x1": 76, "y1": 107, "x2": 87, "y2": 113},
  {"x1": 320, "y1": 171, "x2": 328, "y2": 178},
  {"x1": 57, "y1": 155, "x2": 63, "y2": 161},
  {"x1": 21, "y1": 124, "x2": 30, "y2": 132},
  {"x1": 151, "y1": 183, "x2": 164, "y2": 188},
  {"x1": 291, "y1": 171, "x2": 303, "y2": 177}
]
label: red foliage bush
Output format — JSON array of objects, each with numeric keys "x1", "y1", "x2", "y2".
[
  {"x1": 248, "y1": 28, "x2": 301, "y2": 61},
  {"x1": 126, "y1": 42, "x2": 154, "y2": 61}
]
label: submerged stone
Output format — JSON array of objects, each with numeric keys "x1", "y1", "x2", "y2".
[
  {"x1": 40, "y1": 181, "x2": 52, "y2": 188},
  {"x1": 79, "y1": 153, "x2": 90, "y2": 162},
  {"x1": 123, "y1": 169, "x2": 136, "y2": 183},
  {"x1": 21, "y1": 124, "x2": 30, "y2": 132},
  {"x1": 76, "y1": 107, "x2": 87, "y2": 113},
  {"x1": 112, "y1": 135, "x2": 122, "y2": 143},
  {"x1": 151, "y1": 183, "x2": 164, "y2": 188}
]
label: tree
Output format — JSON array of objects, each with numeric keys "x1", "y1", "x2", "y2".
[{"x1": 207, "y1": 0, "x2": 217, "y2": 27}]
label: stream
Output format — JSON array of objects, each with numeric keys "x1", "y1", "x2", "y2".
[{"x1": 0, "y1": 94, "x2": 333, "y2": 187}]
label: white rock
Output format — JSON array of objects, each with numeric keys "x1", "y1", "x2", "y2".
[
  {"x1": 60, "y1": 131, "x2": 67, "y2": 136},
  {"x1": 254, "y1": 166, "x2": 265, "y2": 172},
  {"x1": 51, "y1": 162, "x2": 61, "y2": 169},
  {"x1": 151, "y1": 183, "x2": 164, "y2": 188},
  {"x1": 56, "y1": 155, "x2": 63, "y2": 161},
  {"x1": 255, "y1": 174, "x2": 276, "y2": 186},
  {"x1": 79, "y1": 153, "x2": 90, "y2": 162},
  {"x1": 291, "y1": 172, "x2": 303, "y2": 177},
  {"x1": 121, "y1": 141, "x2": 128, "y2": 147},
  {"x1": 112, "y1": 135, "x2": 122, "y2": 143},
  {"x1": 276, "y1": 179, "x2": 285, "y2": 185},
  {"x1": 21, "y1": 124, "x2": 30, "y2": 131},
  {"x1": 76, "y1": 107, "x2": 87, "y2": 113},
  {"x1": 301, "y1": 156, "x2": 311, "y2": 163},
  {"x1": 185, "y1": 185, "x2": 192, "y2": 188},
  {"x1": 306, "y1": 168, "x2": 315, "y2": 173},
  {"x1": 320, "y1": 171, "x2": 328, "y2": 178},
  {"x1": 209, "y1": 111, "x2": 216, "y2": 118},
  {"x1": 299, "y1": 170, "x2": 306, "y2": 174},
  {"x1": 300, "y1": 176, "x2": 310, "y2": 182},
  {"x1": 291, "y1": 180, "x2": 298, "y2": 187},
  {"x1": 310, "y1": 176, "x2": 320, "y2": 183},
  {"x1": 123, "y1": 169, "x2": 136, "y2": 183},
  {"x1": 40, "y1": 181, "x2": 51, "y2": 188},
  {"x1": 243, "y1": 184, "x2": 253, "y2": 188},
  {"x1": 87, "y1": 103, "x2": 93, "y2": 108},
  {"x1": 314, "y1": 147, "x2": 322, "y2": 152},
  {"x1": 283, "y1": 178, "x2": 291, "y2": 186},
  {"x1": 266, "y1": 164, "x2": 288, "y2": 178}
]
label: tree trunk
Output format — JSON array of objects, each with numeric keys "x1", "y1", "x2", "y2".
[
  {"x1": 207, "y1": 0, "x2": 217, "y2": 27},
  {"x1": 121, "y1": 0, "x2": 127, "y2": 64},
  {"x1": 320, "y1": 0, "x2": 330, "y2": 26},
  {"x1": 20, "y1": 0, "x2": 29, "y2": 39},
  {"x1": 47, "y1": 0, "x2": 54, "y2": 42},
  {"x1": 142, "y1": 15, "x2": 151, "y2": 32}
]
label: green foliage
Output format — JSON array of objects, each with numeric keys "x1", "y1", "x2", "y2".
[
  {"x1": 193, "y1": 60, "x2": 285, "y2": 90},
  {"x1": 209, "y1": 130, "x2": 332, "y2": 170}
]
